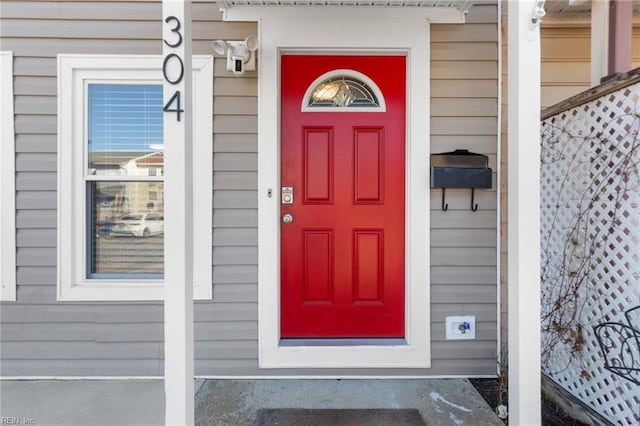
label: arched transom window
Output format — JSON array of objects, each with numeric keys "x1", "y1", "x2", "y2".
[{"x1": 301, "y1": 69, "x2": 386, "y2": 112}]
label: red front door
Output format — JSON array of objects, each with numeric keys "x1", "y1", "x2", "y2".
[{"x1": 280, "y1": 55, "x2": 405, "y2": 338}]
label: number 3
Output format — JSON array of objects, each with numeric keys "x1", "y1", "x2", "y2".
[{"x1": 163, "y1": 16, "x2": 182, "y2": 48}]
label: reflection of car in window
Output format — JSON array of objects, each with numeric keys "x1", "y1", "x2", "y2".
[{"x1": 111, "y1": 212, "x2": 164, "y2": 237}]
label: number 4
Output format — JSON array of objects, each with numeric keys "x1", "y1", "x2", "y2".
[{"x1": 163, "y1": 90, "x2": 184, "y2": 122}]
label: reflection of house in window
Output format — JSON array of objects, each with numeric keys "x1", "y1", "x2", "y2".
[
  {"x1": 90, "y1": 151, "x2": 164, "y2": 227},
  {"x1": 147, "y1": 190, "x2": 158, "y2": 209},
  {"x1": 121, "y1": 151, "x2": 164, "y2": 176},
  {"x1": 124, "y1": 152, "x2": 165, "y2": 213}
]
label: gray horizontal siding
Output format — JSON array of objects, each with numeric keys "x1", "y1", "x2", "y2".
[
  {"x1": 213, "y1": 173, "x2": 257, "y2": 190},
  {"x1": 213, "y1": 265, "x2": 257, "y2": 284},
  {"x1": 432, "y1": 135, "x2": 497, "y2": 153},
  {"x1": 429, "y1": 189, "x2": 497, "y2": 210},
  {"x1": 214, "y1": 134, "x2": 258, "y2": 152},
  {"x1": 429, "y1": 1, "x2": 499, "y2": 376},
  {"x1": 1, "y1": 360, "x2": 162, "y2": 376},
  {"x1": 431, "y1": 266, "x2": 496, "y2": 285},
  {"x1": 1, "y1": 342, "x2": 163, "y2": 359},
  {"x1": 213, "y1": 228, "x2": 257, "y2": 246},
  {"x1": 1, "y1": 20, "x2": 256, "y2": 40},
  {"x1": 16, "y1": 173, "x2": 56, "y2": 191},
  {"x1": 212, "y1": 284, "x2": 257, "y2": 303},
  {"x1": 431, "y1": 117, "x2": 497, "y2": 135},
  {"x1": 213, "y1": 191, "x2": 257, "y2": 208},
  {"x1": 431, "y1": 248, "x2": 497, "y2": 267},
  {"x1": 430, "y1": 210, "x2": 497, "y2": 228},
  {"x1": 212, "y1": 247, "x2": 257, "y2": 265},
  {"x1": 213, "y1": 209, "x2": 257, "y2": 227},
  {"x1": 431, "y1": 23, "x2": 498, "y2": 42},
  {"x1": 15, "y1": 135, "x2": 56, "y2": 153},
  {"x1": 16, "y1": 267, "x2": 56, "y2": 285},
  {"x1": 3, "y1": 38, "x2": 252, "y2": 57},
  {"x1": 0, "y1": 1, "x2": 498, "y2": 377},
  {"x1": 431, "y1": 80, "x2": 498, "y2": 98},
  {"x1": 15, "y1": 97, "x2": 56, "y2": 114},
  {"x1": 0, "y1": 1, "x2": 217, "y2": 21},
  {"x1": 431, "y1": 42, "x2": 498, "y2": 61}
]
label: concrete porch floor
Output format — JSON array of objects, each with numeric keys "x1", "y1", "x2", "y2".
[
  {"x1": 0, "y1": 378, "x2": 503, "y2": 425},
  {"x1": 195, "y1": 379, "x2": 503, "y2": 425}
]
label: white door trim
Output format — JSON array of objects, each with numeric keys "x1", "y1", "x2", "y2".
[{"x1": 227, "y1": 10, "x2": 434, "y2": 368}]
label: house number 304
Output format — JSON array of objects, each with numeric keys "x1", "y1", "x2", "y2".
[{"x1": 162, "y1": 15, "x2": 184, "y2": 122}]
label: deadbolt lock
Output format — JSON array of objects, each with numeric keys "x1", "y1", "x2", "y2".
[{"x1": 282, "y1": 187, "x2": 293, "y2": 204}]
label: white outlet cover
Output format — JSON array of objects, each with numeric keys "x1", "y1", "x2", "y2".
[{"x1": 445, "y1": 315, "x2": 476, "y2": 340}]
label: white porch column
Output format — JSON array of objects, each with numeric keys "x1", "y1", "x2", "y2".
[
  {"x1": 507, "y1": 1, "x2": 542, "y2": 425},
  {"x1": 162, "y1": 1, "x2": 194, "y2": 425},
  {"x1": 591, "y1": 0, "x2": 610, "y2": 86}
]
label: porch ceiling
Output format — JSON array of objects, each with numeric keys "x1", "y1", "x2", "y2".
[{"x1": 218, "y1": 0, "x2": 474, "y2": 13}]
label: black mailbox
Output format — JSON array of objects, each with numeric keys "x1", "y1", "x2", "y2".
[{"x1": 430, "y1": 149, "x2": 492, "y2": 212}]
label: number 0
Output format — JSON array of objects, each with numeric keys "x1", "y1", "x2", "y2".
[{"x1": 162, "y1": 53, "x2": 184, "y2": 85}]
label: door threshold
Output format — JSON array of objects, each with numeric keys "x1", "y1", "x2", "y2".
[{"x1": 279, "y1": 338, "x2": 407, "y2": 347}]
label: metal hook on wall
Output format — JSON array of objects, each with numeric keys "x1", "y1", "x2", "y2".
[
  {"x1": 471, "y1": 188, "x2": 478, "y2": 212},
  {"x1": 441, "y1": 188, "x2": 448, "y2": 211},
  {"x1": 441, "y1": 188, "x2": 480, "y2": 212}
]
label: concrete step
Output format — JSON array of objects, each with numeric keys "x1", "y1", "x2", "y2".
[{"x1": 195, "y1": 378, "x2": 503, "y2": 425}]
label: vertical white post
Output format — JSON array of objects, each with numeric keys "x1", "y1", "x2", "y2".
[
  {"x1": 508, "y1": 1, "x2": 542, "y2": 425},
  {"x1": 0, "y1": 51, "x2": 16, "y2": 302},
  {"x1": 591, "y1": 0, "x2": 610, "y2": 86},
  {"x1": 162, "y1": 1, "x2": 194, "y2": 425}
]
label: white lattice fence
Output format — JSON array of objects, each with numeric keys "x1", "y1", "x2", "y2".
[{"x1": 541, "y1": 83, "x2": 640, "y2": 425}]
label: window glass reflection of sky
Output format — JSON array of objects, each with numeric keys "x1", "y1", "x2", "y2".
[{"x1": 88, "y1": 84, "x2": 163, "y2": 153}]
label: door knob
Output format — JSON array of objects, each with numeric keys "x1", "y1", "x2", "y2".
[{"x1": 282, "y1": 213, "x2": 293, "y2": 224}]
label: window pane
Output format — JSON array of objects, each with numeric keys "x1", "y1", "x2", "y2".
[
  {"x1": 308, "y1": 76, "x2": 379, "y2": 108},
  {"x1": 89, "y1": 181, "x2": 164, "y2": 276},
  {"x1": 88, "y1": 84, "x2": 164, "y2": 177}
]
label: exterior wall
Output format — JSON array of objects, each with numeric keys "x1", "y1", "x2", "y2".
[
  {"x1": 499, "y1": 1, "x2": 507, "y2": 355},
  {"x1": 429, "y1": 3, "x2": 499, "y2": 376},
  {"x1": 541, "y1": 18, "x2": 640, "y2": 109},
  {"x1": 0, "y1": 1, "x2": 498, "y2": 376}
]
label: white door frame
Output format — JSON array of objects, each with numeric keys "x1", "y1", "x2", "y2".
[{"x1": 222, "y1": 7, "x2": 463, "y2": 369}]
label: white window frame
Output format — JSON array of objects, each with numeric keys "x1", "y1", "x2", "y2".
[
  {"x1": 222, "y1": 7, "x2": 447, "y2": 368},
  {"x1": 57, "y1": 54, "x2": 213, "y2": 301},
  {"x1": 0, "y1": 51, "x2": 16, "y2": 301}
]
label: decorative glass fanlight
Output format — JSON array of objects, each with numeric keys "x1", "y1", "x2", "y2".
[{"x1": 308, "y1": 76, "x2": 379, "y2": 108}]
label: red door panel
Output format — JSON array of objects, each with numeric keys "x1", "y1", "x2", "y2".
[{"x1": 281, "y1": 55, "x2": 405, "y2": 338}]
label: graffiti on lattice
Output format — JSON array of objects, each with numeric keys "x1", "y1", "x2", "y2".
[{"x1": 594, "y1": 305, "x2": 640, "y2": 385}]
